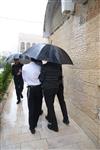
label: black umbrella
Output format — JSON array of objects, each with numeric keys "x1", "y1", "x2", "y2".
[
  {"x1": 6, "y1": 53, "x2": 30, "y2": 64},
  {"x1": 6, "y1": 53, "x2": 21, "y2": 64},
  {"x1": 23, "y1": 43, "x2": 73, "y2": 64}
]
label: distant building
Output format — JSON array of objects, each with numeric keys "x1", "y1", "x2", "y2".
[{"x1": 18, "y1": 33, "x2": 48, "y2": 53}]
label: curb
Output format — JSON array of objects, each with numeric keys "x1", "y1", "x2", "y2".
[{"x1": 0, "y1": 80, "x2": 13, "y2": 115}]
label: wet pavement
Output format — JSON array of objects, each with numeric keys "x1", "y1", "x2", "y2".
[{"x1": 0, "y1": 82, "x2": 98, "y2": 150}]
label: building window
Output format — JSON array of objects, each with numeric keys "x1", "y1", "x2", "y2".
[
  {"x1": 26, "y1": 42, "x2": 31, "y2": 50},
  {"x1": 20, "y1": 42, "x2": 25, "y2": 52}
]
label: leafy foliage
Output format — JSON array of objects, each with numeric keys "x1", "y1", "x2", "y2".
[{"x1": 0, "y1": 63, "x2": 12, "y2": 102}]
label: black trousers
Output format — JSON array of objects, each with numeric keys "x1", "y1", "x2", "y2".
[
  {"x1": 57, "y1": 83, "x2": 69, "y2": 121},
  {"x1": 27, "y1": 85, "x2": 42, "y2": 130},
  {"x1": 43, "y1": 88, "x2": 58, "y2": 127},
  {"x1": 43, "y1": 84, "x2": 69, "y2": 127},
  {"x1": 14, "y1": 78, "x2": 24, "y2": 101}
]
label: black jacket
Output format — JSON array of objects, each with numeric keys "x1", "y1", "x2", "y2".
[
  {"x1": 12, "y1": 63, "x2": 23, "y2": 79},
  {"x1": 39, "y1": 62, "x2": 63, "y2": 89}
]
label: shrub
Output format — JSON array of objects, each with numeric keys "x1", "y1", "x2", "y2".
[{"x1": 0, "y1": 63, "x2": 12, "y2": 102}]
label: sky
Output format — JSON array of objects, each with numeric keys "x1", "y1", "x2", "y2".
[{"x1": 0, "y1": 0, "x2": 47, "y2": 55}]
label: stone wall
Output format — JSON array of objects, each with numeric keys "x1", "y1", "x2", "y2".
[{"x1": 48, "y1": 0, "x2": 100, "y2": 146}]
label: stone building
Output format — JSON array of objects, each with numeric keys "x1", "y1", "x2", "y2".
[
  {"x1": 18, "y1": 33, "x2": 47, "y2": 52},
  {"x1": 44, "y1": 0, "x2": 100, "y2": 147}
]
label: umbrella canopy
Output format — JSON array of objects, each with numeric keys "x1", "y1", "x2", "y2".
[
  {"x1": 23, "y1": 43, "x2": 73, "y2": 64},
  {"x1": 6, "y1": 53, "x2": 30, "y2": 64},
  {"x1": 6, "y1": 53, "x2": 20, "y2": 64}
]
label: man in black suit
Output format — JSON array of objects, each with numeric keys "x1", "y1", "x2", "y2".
[
  {"x1": 39, "y1": 62, "x2": 69, "y2": 132},
  {"x1": 12, "y1": 57, "x2": 24, "y2": 104}
]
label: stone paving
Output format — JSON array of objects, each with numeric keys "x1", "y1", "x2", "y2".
[{"x1": 0, "y1": 83, "x2": 98, "y2": 150}]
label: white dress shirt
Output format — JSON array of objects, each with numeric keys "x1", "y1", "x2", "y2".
[{"x1": 22, "y1": 62, "x2": 41, "y2": 86}]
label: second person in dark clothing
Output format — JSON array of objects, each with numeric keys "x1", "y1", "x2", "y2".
[
  {"x1": 39, "y1": 62, "x2": 69, "y2": 132},
  {"x1": 12, "y1": 58, "x2": 24, "y2": 104}
]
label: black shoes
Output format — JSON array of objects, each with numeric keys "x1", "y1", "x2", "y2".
[
  {"x1": 16, "y1": 94, "x2": 23, "y2": 104},
  {"x1": 48, "y1": 124, "x2": 59, "y2": 132},
  {"x1": 63, "y1": 119, "x2": 70, "y2": 125},
  {"x1": 16, "y1": 100, "x2": 21, "y2": 104},
  {"x1": 30, "y1": 129, "x2": 35, "y2": 134}
]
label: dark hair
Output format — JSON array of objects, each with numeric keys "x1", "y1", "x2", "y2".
[
  {"x1": 31, "y1": 58, "x2": 37, "y2": 62},
  {"x1": 31, "y1": 58, "x2": 42, "y2": 66},
  {"x1": 14, "y1": 58, "x2": 19, "y2": 61}
]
